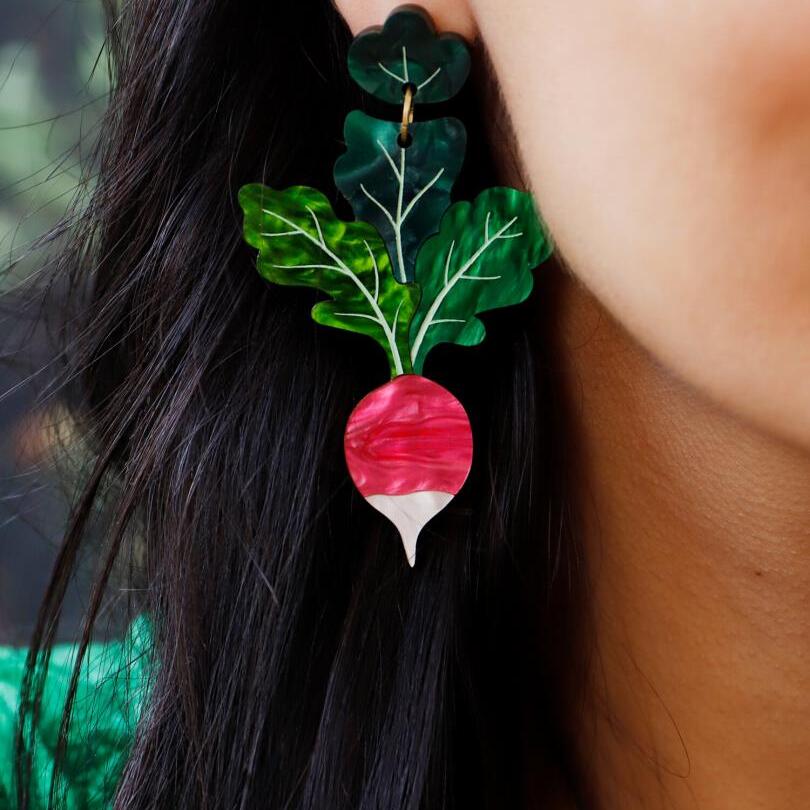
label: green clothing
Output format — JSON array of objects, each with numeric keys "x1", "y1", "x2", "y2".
[{"x1": 0, "y1": 618, "x2": 150, "y2": 809}]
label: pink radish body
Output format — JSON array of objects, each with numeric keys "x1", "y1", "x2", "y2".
[{"x1": 344, "y1": 375, "x2": 473, "y2": 566}]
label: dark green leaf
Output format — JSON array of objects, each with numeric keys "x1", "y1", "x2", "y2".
[
  {"x1": 409, "y1": 187, "x2": 552, "y2": 373},
  {"x1": 334, "y1": 111, "x2": 466, "y2": 283},
  {"x1": 348, "y1": 7, "x2": 470, "y2": 104}
]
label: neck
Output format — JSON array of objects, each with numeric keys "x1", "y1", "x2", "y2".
[{"x1": 548, "y1": 269, "x2": 810, "y2": 810}]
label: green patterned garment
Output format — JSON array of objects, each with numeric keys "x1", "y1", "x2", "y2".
[{"x1": 0, "y1": 617, "x2": 151, "y2": 809}]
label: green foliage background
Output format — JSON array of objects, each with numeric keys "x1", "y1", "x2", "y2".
[
  {"x1": 0, "y1": 1, "x2": 106, "y2": 642},
  {"x1": 0, "y1": 0, "x2": 107, "y2": 288}
]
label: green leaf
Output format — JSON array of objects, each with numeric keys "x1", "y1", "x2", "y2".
[
  {"x1": 409, "y1": 187, "x2": 553, "y2": 374},
  {"x1": 348, "y1": 7, "x2": 470, "y2": 104},
  {"x1": 334, "y1": 111, "x2": 467, "y2": 284},
  {"x1": 239, "y1": 184, "x2": 419, "y2": 377}
]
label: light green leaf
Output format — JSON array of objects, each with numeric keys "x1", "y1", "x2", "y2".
[
  {"x1": 409, "y1": 187, "x2": 552, "y2": 373},
  {"x1": 239, "y1": 184, "x2": 419, "y2": 377}
]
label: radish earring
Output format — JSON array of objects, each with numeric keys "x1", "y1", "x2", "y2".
[{"x1": 239, "y1": 6, "x2": 552, "y2": 566}]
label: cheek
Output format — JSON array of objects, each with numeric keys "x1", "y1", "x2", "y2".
[
  {"x1": 473, "y1": 0, "x2": 810, "y2": 446},
  {"x1": 650, "y1": 1, "x2": 810, "y2": 140}
]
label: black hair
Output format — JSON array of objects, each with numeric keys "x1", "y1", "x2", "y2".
[{"x1": 15, "y1": 1, "x2": 584, "y2": 807}]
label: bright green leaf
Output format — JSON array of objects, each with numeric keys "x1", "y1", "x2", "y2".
[{"x1": 239, "y1": 184, "x2": 419, "y2": 377}]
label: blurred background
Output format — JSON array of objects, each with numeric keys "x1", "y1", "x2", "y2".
[{"x1": 0, "y1": 1, "x2": 106, "y2": 643}]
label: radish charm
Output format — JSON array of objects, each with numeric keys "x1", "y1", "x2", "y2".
[
  {"x1": 344, "y1": 375, "x2": 473, "y2": 566},
  {"x1": 239, "y1": 7, "x2": 552, "y2": 565}
]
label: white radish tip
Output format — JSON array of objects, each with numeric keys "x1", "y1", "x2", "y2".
[{"x1": 365, "y1": 491, "x2": 454, "y2": 568}]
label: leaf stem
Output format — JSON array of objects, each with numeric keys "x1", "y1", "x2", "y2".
[
  {"x1": 394, "y1": 148, "x2": 407, "y2": 282},
  {"x1": 369, "y1": 137, "x2": 446, "y2": 284}
]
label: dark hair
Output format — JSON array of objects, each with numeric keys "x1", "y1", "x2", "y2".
[{"x1": 17, "y1": 1, "x2": 583, "y2": 807}]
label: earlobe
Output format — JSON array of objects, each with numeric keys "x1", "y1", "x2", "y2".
[{"x1": 333, "y1": 0, "x2": 477, "y2": 41}]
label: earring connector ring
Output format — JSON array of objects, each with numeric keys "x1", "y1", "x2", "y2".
[{"x1": 400, "y1": 84, "x2": 415, "y2": 144}]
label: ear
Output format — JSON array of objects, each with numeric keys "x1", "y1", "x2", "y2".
[{"x1": 333, "y1": 0, "x2": 477, "y2": 41}]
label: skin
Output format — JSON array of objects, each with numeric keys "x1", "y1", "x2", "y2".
[
  {"x1": 337, "y1": 2, "x2": 810, "y2": 807},
  {"x1": 553, "y1": 280, "x2": 810, "y2": 809}
]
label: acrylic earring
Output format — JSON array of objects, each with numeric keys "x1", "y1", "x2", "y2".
[{"x1": 239, "y1": 6, "x2": 552, "y2": 566}]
